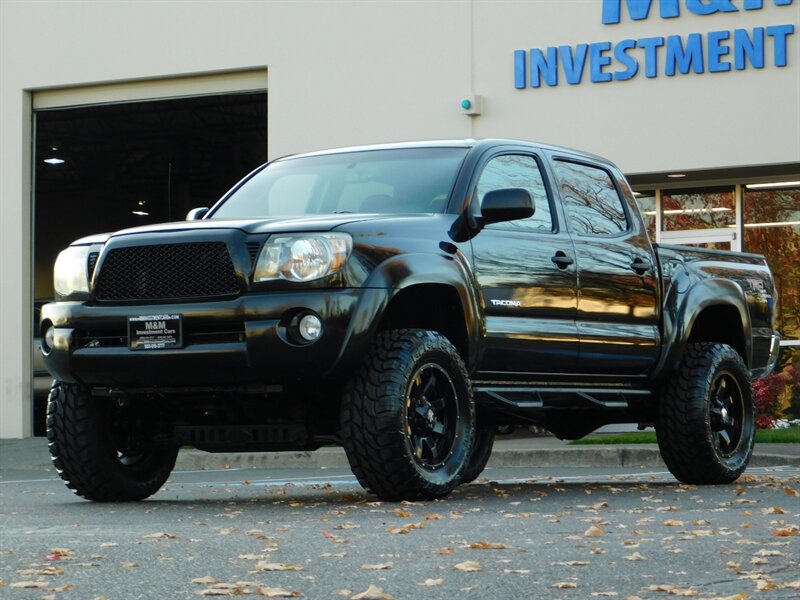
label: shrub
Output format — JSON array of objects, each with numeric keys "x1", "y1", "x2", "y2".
[{"x1": 752, "y1": 372, "x2": 786, "y2": 429}]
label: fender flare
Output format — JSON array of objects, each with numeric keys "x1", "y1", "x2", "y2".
[
  {"x1": 326, "y1": 252, "x2": 482, "y2": 376},
  {"x1": 654, "y1": 276, "x2": 752, "y2": 383}
]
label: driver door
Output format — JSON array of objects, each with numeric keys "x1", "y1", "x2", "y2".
[{"x1": 470, "y1": 152, "x2": 579, "y2": 379}]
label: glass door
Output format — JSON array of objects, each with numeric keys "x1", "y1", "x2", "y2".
[{"x1": 658, "y1": 186, "x2": 740, "y2": 251}]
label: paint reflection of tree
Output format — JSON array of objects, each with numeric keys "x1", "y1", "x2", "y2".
[{"x1": 744, "y1": 188, "x2": 800, "y2": 341}]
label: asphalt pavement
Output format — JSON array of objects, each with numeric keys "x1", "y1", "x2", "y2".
[
  {"x1": 1, "y1": 447, "x2": 799, "y2": 599},
  {"x1": 1, "y1": 433, "x2": 798, "y2": 474}
]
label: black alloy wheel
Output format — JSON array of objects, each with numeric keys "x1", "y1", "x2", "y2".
[
  {"x1": 47, "y1": 382, "x2": 178, "y2": 501},
  {"x1": 405, "y1": 363, "x2": 458, "y2": 470},
  {"x1": 709, "y1": 371, "x2": 746, "y2": 458},
  {"x1": 657, "y1": 343, "x2": 755, "y2": 485},
  {"x1": 341, "y1": 329, "x2": 475, "y2": 500}
]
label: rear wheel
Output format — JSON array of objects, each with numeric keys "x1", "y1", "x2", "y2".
[
  {"x1": 47, "y1": 382, "x2": 178, "y2": 501},
  {"x1": 460, "y1": 422, "x2": 495, "y2": 484},
  {"x1": 340, "y1": 329, "x2": 475, "y2": 500},
  {"x1": 656, "y1": 343, "x2": 755, "y2": 485}
]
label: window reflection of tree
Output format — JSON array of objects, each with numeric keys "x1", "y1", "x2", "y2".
[
  {"x1": 555, "y1": 162, "x2": 627, "y2": 236},
  {"x1": 477, "y1": 155, "x2": 553, "y2": 232}
]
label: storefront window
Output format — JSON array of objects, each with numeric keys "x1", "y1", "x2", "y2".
[
  {"x1": 744, "y1": 185, "x2": 799, "y2": 419},
  {"x1": 662, "y1": 187, "x2": 736, "y2": 231},
  {"x1": 743, "y1": 186, "x2": 800, "y2": 342}
]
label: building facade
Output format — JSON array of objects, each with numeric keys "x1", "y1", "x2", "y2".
[{"x1": 1, "y1": 0, "x2": 798, "y2": 437}]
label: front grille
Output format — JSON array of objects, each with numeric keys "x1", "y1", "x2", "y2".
[{"x1": 94, "y1": 242, "x2": 240, "y2": 301}]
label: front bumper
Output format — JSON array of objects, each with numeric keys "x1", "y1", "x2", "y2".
[{"x1": 40, "y1": 289, "x2": 387, "y2": 387}]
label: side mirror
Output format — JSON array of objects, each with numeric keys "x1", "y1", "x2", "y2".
[
  {"x1": 186, "y1": 207, "x2": 209, "y2": 221},
  {"x1": 480, "y1": 188, "x2": 534, "y2": 225}
]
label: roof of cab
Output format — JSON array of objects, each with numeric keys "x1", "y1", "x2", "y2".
[{"x1": 274, "y1": 139, "x2": 615, "y2": 167}]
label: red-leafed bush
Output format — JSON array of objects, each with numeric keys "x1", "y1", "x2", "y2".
[{"x1": 752, "y1": 372, "x2": 787, "y2": 428}]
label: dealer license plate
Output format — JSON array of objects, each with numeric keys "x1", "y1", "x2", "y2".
[{"x1": 128, "y1": 314, "x2": 182, "y2": 350}]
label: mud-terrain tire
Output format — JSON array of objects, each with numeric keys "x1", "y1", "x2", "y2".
[
  {"x1": 657, "y1": 343, "x2": 755, "y2": 485},
  {"x1": 46, "y1": 382, "x2": 178, "y2": 501},
  {"x1": 461, "y1": 422, "x2": 495, "y2": 484},
  {"x1": 341, "y1": 329, "x2": 475, "y2": 500}
]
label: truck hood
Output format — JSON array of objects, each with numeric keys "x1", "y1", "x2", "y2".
[{"x1": 72, "y1": 214, "x2": 394, "y2": 245}]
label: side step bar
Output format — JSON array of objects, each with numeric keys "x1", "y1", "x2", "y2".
[{"x1": 473, "y1": 385, "x2": 652, "y2": 411}]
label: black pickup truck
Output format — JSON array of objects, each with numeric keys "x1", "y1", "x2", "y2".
[{"x1": 41, "y1": 139, "x2": 781, "y2": 502}]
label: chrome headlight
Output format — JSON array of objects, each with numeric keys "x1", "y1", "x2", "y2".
[
  {"x1": 53, "y1": 246, "x2": 91, "y2": 297},
  {"x1": 253, "y1": 233, "x2": 352, "y2": 282}
]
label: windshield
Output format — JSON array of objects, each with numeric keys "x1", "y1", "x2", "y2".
[{"x1": 209, "y1": 147, "x2": 468, "y2": 219}]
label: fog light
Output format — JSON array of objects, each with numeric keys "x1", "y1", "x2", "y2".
[
  {"x1": 43, "y1": 327, "x2": 55, "y2": 354},
  {"x1": 298, "y1": 314, "x2": 322, "y2": 342}
]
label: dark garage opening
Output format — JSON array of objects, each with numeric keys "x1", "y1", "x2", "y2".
[{"x1": 32, "y1": 91, "x2": 268, "y2": 435}]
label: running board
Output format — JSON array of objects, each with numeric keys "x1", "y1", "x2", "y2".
[{"x1": 473, "y1": 385, "x2": 652, "y2": 411}]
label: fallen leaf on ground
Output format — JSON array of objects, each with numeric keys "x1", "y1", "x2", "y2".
[
  {"x1": 755, "y1": 579, "x2": 780, "y2": 591},
  {"x1": 387, "y1": 522, "x2": 425, "y2": 534},
  {"x1": 783, "y1": 581, "x2": 800, "y2": 589},
  {"x1": 361, "y1": 562, "x2": 393, "y2": 571},
  {"x1": 257, "y1": 587, "x2": 301, "y2": 598},
  {"x1": 624, "y1": 552, "x2": 648, "y2": 561},
  {"x1": 45, "y1": 548, "x2": 75, "y2": 561},
  {"x1": 504, "y1": 569, "x2": 531, "y2": 574},
  {"x1": 553, "y1": 561, "x2": 589, "y2": 567},
  {"x1": 351, "y1": 584, "x2": 393, "y2": 600},
  {"x1": 552, "y1": 582, "x2": 577, "y2": 589},
  {"x1": 454, "y1": 561, "x2": 482, "y2": 572},
  {"x1": 647, "y1": 585, "x2": 699, "y2": 596},
  {"x1": 425, "y1": 513, "x2": 443, "y2": 520},
  {"x1": 772, "y1": 525, "x2": 799, "y2": 537},
  {"x1": 418, "y1": 579, "x2": 443, "y2": 586},
  {"x1": 10, "y1": 581, "x2": 48, "y2": 589},
  {"x1": 468, "y1": 541, "x2": 507, "y2": 550},
  {"x1": 255, "y1": 562, "x2": 304, "y2": 572},
  {"x1": 143, "y1": 532, "x2": 177, "y2": 540},
  {"x1": 17, "y1": 566, "x2": 64, "y2": 577},
  {"x1": 393, "y1": 508, "x2": 412, "y2": 518},
  {"x1": 662, "y1": 520, "x2": 683, "y2": 527},
  {"x1": 784, "y1": 486, "x2": 798, "y2": 497},
  {"x1": 761, "y1": 507, "x2": 787, "y2": 515},
  {"x1": 121, "y1": 562, "x2": 139, "y2": 568},
  {"x1": 584, "y1": 525, "x2": 604, "y2": 537},
  {"x1": 192, "y1": 576, "x2": 220, "y2": 585}
]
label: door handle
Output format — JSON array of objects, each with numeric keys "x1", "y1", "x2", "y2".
[
  {"x1": 551, "y1": 251, "x2": 574, "y2": 269},
  {"x1": 631, "y1": 257, "x2": 652, "y2": 275}
]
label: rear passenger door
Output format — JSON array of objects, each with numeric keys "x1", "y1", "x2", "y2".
[
  {"x1": 470, "y1": 151, "x2": 579, "y2": 378},
  {"x1": 549, "y1": 156, "x2": 660, "y2": 376}
]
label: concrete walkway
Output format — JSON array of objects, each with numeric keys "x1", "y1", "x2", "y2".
[{"x1": 2, "y1": 435, "x2": 798, "y2": 473}]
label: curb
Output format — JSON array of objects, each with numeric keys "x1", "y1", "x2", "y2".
[{"x1": 174, "y1": 446, "x2": 800, "y2": 471}]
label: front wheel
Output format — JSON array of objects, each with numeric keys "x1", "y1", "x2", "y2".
[
  {"x1": 47, "y1": 382, "x2": 178, "y2": 501},
  {"x1": 340, "y1": 329, "x2": 475, "y2": 500},
  {"x1": 656, "y1": 343, "x2": 755, "y2": 485}
]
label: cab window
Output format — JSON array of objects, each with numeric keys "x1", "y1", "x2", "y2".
[{"x1": 476, "y1": 154, "x2": 553, "y2": 233}]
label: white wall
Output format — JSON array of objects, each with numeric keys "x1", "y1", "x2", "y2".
[{"x1": 1, "y1": 0, "x2": 798, "y2": 437}]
